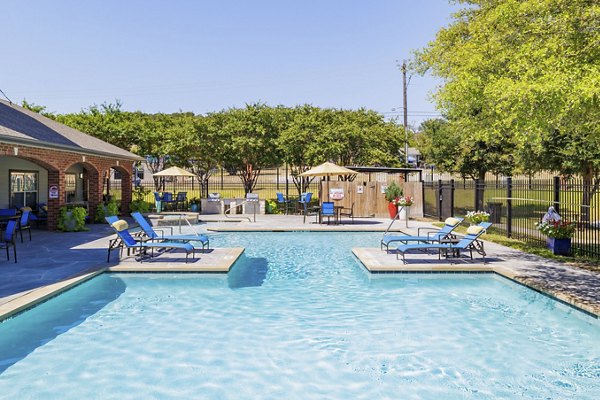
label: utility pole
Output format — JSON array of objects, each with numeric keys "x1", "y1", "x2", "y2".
[{"x1": 402, "y1": 61, "x2": 409, "y2": 165}]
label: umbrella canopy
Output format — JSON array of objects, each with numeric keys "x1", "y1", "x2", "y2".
[
  {"x1": 299, "y1": 162, "x2": 356, "y2": 203},
  {"x1": 153, "y1": 166, "x2": 195, "y2": 177},
  {"x1": 299, "y1": 162, "x2": 356, "y2": 177}
]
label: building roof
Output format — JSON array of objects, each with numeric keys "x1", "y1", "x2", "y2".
[{"x1": 0, "y1": 99, "x2": 142, "y2": 161}]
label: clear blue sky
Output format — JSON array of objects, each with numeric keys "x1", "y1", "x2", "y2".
[{"x1": 1, "y1": 0, "x2": 458, "y2": 127}]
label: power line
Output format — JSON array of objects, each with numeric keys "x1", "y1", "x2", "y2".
[{"x1": 0, "y1": 88, "x2": 13, "y2": 104}]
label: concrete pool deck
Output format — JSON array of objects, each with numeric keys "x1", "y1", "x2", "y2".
[{"x1": 0, "y1": 214, "x2": 599, "y2": 320}]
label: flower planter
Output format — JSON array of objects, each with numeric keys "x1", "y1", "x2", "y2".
[
  {"x1": 546, "y1": 237, "x2": 571, "y2": 256},
  {"x1": 388, "y1": 202, "x2": 398, "y2": 219},
  {"x1": 190, "y1": 203, "x2": 199, "y2": 212}
]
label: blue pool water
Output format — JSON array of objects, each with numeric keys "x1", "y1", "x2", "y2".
[{"x1": 0, "y1": 232, "x2": 599, "y2": 399}]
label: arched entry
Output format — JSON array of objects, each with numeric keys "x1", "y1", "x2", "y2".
[
  {"x1": 64, "y1": 162, "x2": 100, "y2": 221},
  {"x1": 104, "y1": 165, "x2": 132, "y2": 216}
]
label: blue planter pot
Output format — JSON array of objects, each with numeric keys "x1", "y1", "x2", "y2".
[
  {"x1": 190, "y1": 203, "x2": 199, "y2": 212},
  {"x1": 547, "y1": 237, "x2": 571, "y2": 256}
]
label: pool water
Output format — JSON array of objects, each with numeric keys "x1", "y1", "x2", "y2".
[{"x1": 0, "y1": 232, "x2": 599, "y2": 399}]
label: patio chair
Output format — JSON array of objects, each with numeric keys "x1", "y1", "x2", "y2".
[
  {"x1": 0, "y1": 219, "x2": 18, "y2": 263},
  {"x1": 18, "y1": 209, "x2": 32, "y2": 243},
  {"x1": 130, "y1": 211, "x2": 209, "y2": 252},
  {"x1": 320, "y1": 202, "x2": 337, "y2": 225},
  {"x1": 381, "y1": 217, "x2": 464, "y2": 252},
  {"x1": 107, "y1": 219, "x2": 196, "y2": 263},
  {"x1": 162, "y1": 192, "x2": 176, "y2": 211},
  {"x1": 21, "y1": 206, "x2": 46, "y2": 228},
  {"x1": 395, "y1": 222, "x2": 492, "y2": 264},
  {"x1": 276, "y1": 192, "x2": 292, "y2": 214},
  {"x1": 298, "y1": 192, "x2": 312, "y2": 215},
  {"x1": 339, "y1": 202, "x2": 354, "y2": 224},
  {"x1": 175, "y1": 192, "x2": 188, "y2": 211}
]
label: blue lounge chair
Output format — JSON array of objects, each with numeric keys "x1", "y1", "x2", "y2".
[
  {"x1": 396, "y1": 222, "x2": 492, "y2": 264},
  {"x1": 0, "y1": 219, "x2": 18, "y2": 263},
  {"x1": 107, "y1": 219, "x2": 196, "y2": 263},
  {"x1": 381, "y1": 217, "x2": 464, "y2": 251},
  {"x1": 130, "y1": 212, "x2": 209, "y2": 252}
]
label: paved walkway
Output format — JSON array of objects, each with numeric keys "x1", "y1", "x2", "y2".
[{"x1": 0, "y1": 215, "x2": 599, "y2": 318}]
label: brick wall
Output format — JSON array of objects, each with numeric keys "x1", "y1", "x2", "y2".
[{"x1": 0, "y1": 143, "x2": 134, "y2": 230}]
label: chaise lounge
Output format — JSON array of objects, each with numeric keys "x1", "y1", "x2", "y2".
[
  {"x1": 107, "y1": 218, "x2": 197, "y2": 263},
  {"x1": 395, "y1": 222, "x2": 492, "y2": 264},
  {"x1": 130, "y1": 212, "x2": 210, "y2": 252},
  {"x1": 381, "y1": 217, "x2": 464, "y2": 252}
]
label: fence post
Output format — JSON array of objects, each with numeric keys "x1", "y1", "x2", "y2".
[
  {"x1": 437, "y1": 179, "x2": 443, "y2": 221},
  {"x1": 450, "y1": 179, "x2": 455, "y2": 217},
  {"x1": 421, "y1": 179, "x2": 426, "y2": 218},
  {"x1": 507, "y1": 177, "x2": 512, "y2": 238},
  {"x1": 285, "y1": 163, "x2": 289, "y2": 199},
  {"x1": 474, "y1": 179, "x2": 480, "y2": 211},
  {"x1": 553, "y1": 176, "x2": 560, "y2": 214}
]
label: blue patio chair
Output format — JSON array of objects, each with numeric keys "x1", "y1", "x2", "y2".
[
  {"x1": 381, "y1": 217, "x2": 464, "y2": 252},
  {"x1": 276, "y1": 192, "x2": 292, "y2": 214},
  {"x1": 130, "y1": 211, "x2": 209, "y2": 252},
  {"x1": 395, "y1": 222, "x2": 492, "y2": 264},
  {"x1": 175, "y1": 192, "x2": 188, "y2": 211},
  {"x1": 162, "y1": 192, "x2": 176, "y2": 211},
  {"x1": 298, "y1": 192, "x2": 313, "y2": 215},
  {"x1": 106, "y1": 219, "x2": 196, "y2": 263},
  {"x1": 0, "y1": 219, "x2": 18, "y2": 263},
  {"x1": 18, "y1": 209, "x2": 32, "y2": 243},
  {"x1": 320, "y1": 201, "x2": 337, "y2": 225}
]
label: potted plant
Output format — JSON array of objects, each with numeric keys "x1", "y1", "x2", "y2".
[
  {"x1": 465, "y1": 210, "x2": 490, "y2": 225},
  {"x1": 535, "y1": 219, "x2": 576, "y2": 255},
  {"x1": 384, "y1": 182, "x2": 403, "y2": 219},
  {"x1": 394, "y1": 195, "x2": 414, "y2": 224},
  {"x1": 189, "y1": 198, "x2": 201, "y2": 212}
]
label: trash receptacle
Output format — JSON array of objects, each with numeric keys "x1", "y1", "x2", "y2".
[{"x1": 488, "y1": 202, "x2": 502, "y2": 223}]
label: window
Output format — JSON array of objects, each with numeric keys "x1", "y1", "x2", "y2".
[
  {"x1": 10, "y1": 171, "x2": 38, "y2": 209},
  {"x1": 65, "y1": 173, "x2": 77, "y2": 203}
]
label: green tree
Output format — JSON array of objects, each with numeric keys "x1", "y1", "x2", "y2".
[
  {"x1": 217, "y1": 104, "x2": 283, "y2": 195},
  {"x1": 415, "y1": 0, "x2": 599, "y2": 217}
]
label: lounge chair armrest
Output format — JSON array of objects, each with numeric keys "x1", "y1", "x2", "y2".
[
  {"x1": 153, "y1": 227, "x2": 172, "y2": 238},
  {"x1": 417, "y1": 227, "x2": 437, "y2": 236}
]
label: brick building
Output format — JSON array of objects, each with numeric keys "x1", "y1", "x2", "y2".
[{"x1": 0, "y1": 99, "x2": 142, "y2": 230}]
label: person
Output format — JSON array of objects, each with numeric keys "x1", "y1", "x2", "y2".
[{"x1": 542, "y1": 206, "x2": 561, "y2": 223}]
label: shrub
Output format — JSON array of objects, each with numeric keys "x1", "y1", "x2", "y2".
[
  {"x1": 58, "y1": 206, "x2": 88, "y2": 232},
  {"x1": 129, "y1": 200, "x2": 151, "y2": 213},
  {"x1": 95, "y1": 200, "x2": 120, "y2": 223}
]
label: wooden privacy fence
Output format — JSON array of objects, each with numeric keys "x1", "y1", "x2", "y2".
[{"x1": 319, "y1": 180, "x2": 423, "y2": 218}]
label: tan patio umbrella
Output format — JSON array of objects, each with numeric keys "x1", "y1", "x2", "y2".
[
  {"x1": 153, "y1": 166, "x2": 195, "y2": 177},
  {"x1": 153, "y1": 166, "x2": 195, "y2": 193},
  {"x1": 299, "y1": 162, "x2": 356, "y2": 202}
]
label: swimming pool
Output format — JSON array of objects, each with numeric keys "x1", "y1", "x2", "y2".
[{"x1": 0, "y1": 232, "x2": 599, "y2": 399}]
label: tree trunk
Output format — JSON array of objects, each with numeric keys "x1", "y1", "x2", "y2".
[
  {"x1": 580, "y1": 165, "x2": 598, "y2": 223},
  {"x1": 475, "y1": 169, "x2": 486, "y2": 211}
]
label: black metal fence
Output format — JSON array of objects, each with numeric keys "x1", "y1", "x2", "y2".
[
  {"x1": 423, "y1": 175, "x2": 600, "y2": 259},
  {"x1": 109, "y1": 167, "x2": 417, "y2": 206}
]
